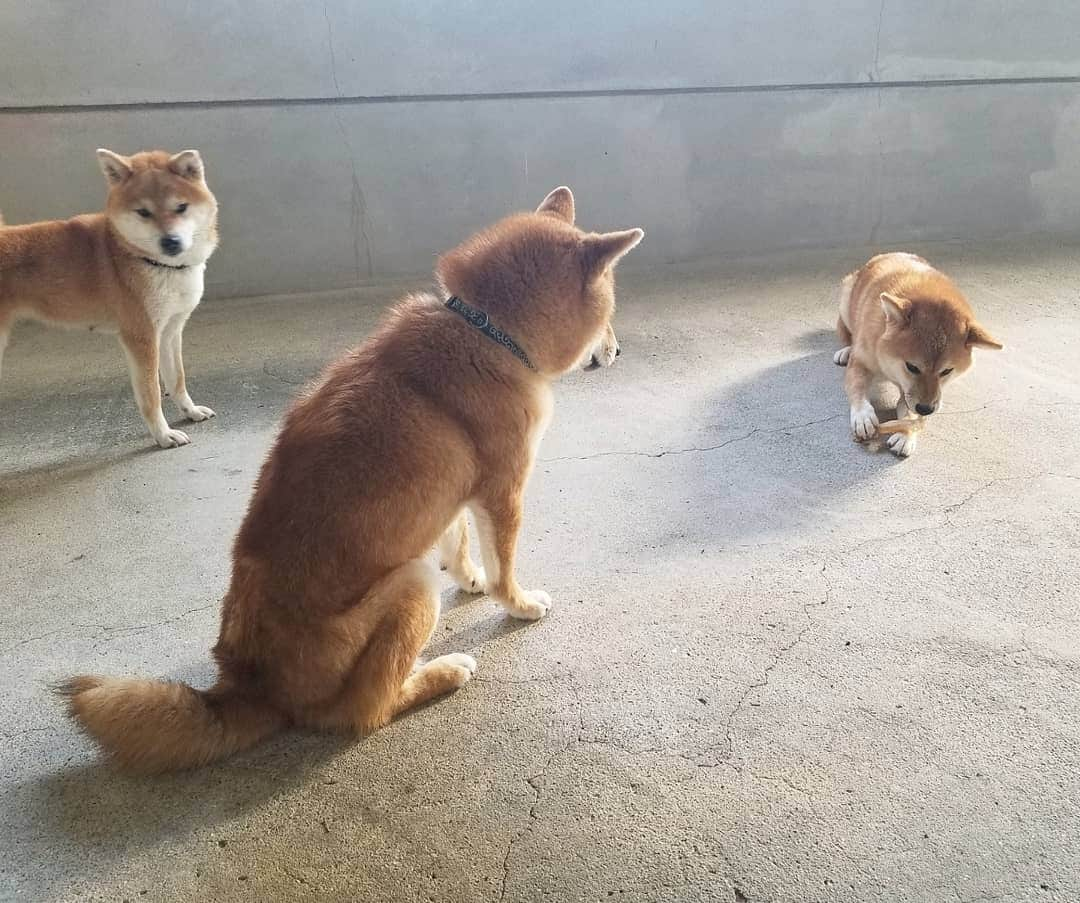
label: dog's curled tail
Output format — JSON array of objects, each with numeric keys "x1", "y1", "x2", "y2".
[{"x1": 56, "y1": 676, "x2": 286, "y2": 773}]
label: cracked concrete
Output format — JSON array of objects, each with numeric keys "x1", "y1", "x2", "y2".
[{"x1": 1, "y1": 239, "x2": 1078, "y2": 902}]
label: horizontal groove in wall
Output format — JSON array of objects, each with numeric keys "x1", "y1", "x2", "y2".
[{"x1": 2, "y1": 75, "x2": 1080, "y2": 115}]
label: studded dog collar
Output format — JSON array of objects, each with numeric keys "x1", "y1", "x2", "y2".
[{"x1": 444, "y1": 295, "x2": 536, "y2": 371}]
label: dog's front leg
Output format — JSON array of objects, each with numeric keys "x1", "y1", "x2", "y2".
[
  {"x1": 437, "y1": 510, "x2": 486, "y2": 593},
  {"x1": 120, "y1": 331, "x2": 190, "y2": 448},
  {"x1": 160, "y1": 314, "x2": 215, "y2": 422},
  {"x1": 471, "y1": 493, "x2": 550, "y2": 621},
  {"x1": 844, "y1": 358, "x2": 878, "y2": 441}
]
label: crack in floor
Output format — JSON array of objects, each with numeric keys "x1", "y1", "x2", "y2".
[
  {"x1": 540, "y1": 414, "x2": 843, "y2": 464},
  {"x1": 497, "y1": 676, "x2": 585, "y2": 902}
]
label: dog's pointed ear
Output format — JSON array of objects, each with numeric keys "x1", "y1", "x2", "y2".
[
  {"x1": 581, "y1": 228, "x2": 645, "y2": 274},
  {"x1": 97, "y1": 149, "x2": 132, "y2": 185},
  {"x1": 168, "y1": 150, "x2": 205, "y2": 182},
  {"x1": 536, "y1": 186, "x2": 575, "y2": 224},
  {"x1": 880, "y1": 292, "x2": 910, "y2": 324},
  {"x1": 967, "y1": 322, "x2": 1003, "y2": 350}
]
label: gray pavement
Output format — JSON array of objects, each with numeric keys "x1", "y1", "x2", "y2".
[{"x1": 1, "y1": 240, "x2": 1078, "y2": 902}]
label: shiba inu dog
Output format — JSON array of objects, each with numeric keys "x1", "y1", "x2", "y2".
[
  {"x1": 59, "y1": 187, "x2": 643, "y2": 773},
  {"x1": 0, "y1": 148, "x2": 219, "y2": 448},
  {"x1": 833, "y1": 252, "x2": 1002, "y2": 457}
]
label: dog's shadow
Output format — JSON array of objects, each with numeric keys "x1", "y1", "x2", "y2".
[
  {"x1": 10, "y1": 590, "x2": 523, "y2": 900},
  {"x1": 633, "y1": 335, "x2": 901, "y2": 556}
]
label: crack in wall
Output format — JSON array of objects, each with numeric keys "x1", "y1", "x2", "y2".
[{"x1": 322, "y1": 2, "x2": 374, "y2": 285}]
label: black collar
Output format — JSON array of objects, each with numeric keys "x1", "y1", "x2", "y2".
[
  {"x1": 444, "y1": 296, "x2": 536, "y2": 371},
  {"x1": 140, "y1": 256, "x2": 190, "y2": 270}
]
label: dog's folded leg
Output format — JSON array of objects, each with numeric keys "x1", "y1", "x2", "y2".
[
  {"x1": 120, "y1": 330, "x2": 190, "y2": 448},
  {"x1": 437, "y1": 510, "x2": 486, "y2": 593},
  {"x1": 834, "y1": 315, "x2": 852, "y2": 366},
  {"x1": 471, "y1": 495, "x2": 551, "y2": 621},
  {"x1": 160, "y1": 314, "x2": 215, "y2": 423},
  {"x1": 885, "y1": 395, "x2": 920, "y2": 458},
  {"x1": 300, "y1": 559, "x2": 476, "y2": 734}
]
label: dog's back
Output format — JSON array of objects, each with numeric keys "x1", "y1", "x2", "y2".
[{"x1": 0, "y1": 214, "x2": 115, "y2": 324}]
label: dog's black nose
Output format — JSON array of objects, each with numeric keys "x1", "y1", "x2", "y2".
[
  {"x1": 160, "y1": 235, "x2": 182, "y2": 256},
  {"x1": 615, "y1": 345, "x2": 622, "y2": 357},
  {"x1": 915, "y1": 403, "x2": 936, "y2": 416}
]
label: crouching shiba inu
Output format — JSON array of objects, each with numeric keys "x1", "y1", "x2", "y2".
[
  {"x1": 833, "y1": 252, "x2": 1002, "y2": 457},
  {"x1": 58, "y1": 187, "x2": 643, "y2": 773},
  {"x1": 0, "y1": 148, "x2": 218, "y2": 448}
]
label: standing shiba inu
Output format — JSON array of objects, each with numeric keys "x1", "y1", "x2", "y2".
[
  {"x1": 59, "y1": 187, "x2": 644, "y2": 773},
  {"x1": 0, "y1": 148, "x2": 219, "y2": 448},
  {"x1": 833, "y1": 252, "x2": 1002, "y2": 457}
]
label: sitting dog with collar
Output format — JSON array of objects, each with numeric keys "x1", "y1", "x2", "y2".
[
  {"x1": 60, "y1": 187, "x2": 644, "y2": 772},
  {"x1": 0, "y1": 148, "x2": 218, "y2": 448}
]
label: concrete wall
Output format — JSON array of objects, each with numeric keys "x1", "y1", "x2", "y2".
[{"x1": 2, "y1": 2, "x2": 1080, "y2": 298}]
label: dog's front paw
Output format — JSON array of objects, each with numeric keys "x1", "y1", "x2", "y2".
[
  {"x1": 850, "y1": 401, "x2": 878, "y2": 441},
  {"x1": 182, "y1": 404, "x2": 216, "y2": 422},
  {"x1": 506, "y1": 589, "x2": 551, "y2": 621},
  {"x1": 833, "y1": 346, "x2": 851, "y2": 366},
  {"x1": 433, "y1": 652, "x2": 478, "y2": 688},
  {"x1": 886, "y1": 431, "x2": 918, "y2": 458},
  {"x1": 463, "y1": 566, "x2": 487, "y2": 594},
  {"x1": 154, "y1": 427, "x2": 191, "y2": 448}
]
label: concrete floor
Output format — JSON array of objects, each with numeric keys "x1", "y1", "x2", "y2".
[{"x1": 1, "y1": 240, "x2": 1078, "y2": 903}]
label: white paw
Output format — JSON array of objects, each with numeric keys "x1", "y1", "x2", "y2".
[
  {"x1": 592, "y1": 341, "x2": 618, "y2": 368},
  {"x1": 182, "y1": 404, "x2": 216, "y2": 422},
  {"x1": 886, "y1": 431, "x2": 918, "y2": 458},
  {"x1": 833, "y1": 346, "x2": 851, "y2": 366},
  {"x1": 463, "y1": 566, "x2": 487, "y2": 594},
  {"x1": 155, "y1": 427, "x2": 191, "y2": 448},
  {"x1": 850, "y1": 401, "x2": 879, "y2": 441},
  {"x1": 437, "y1": 653, "x2": 478, "y2": 687},
  {"x1": 507, "y1": 589, "x2": 552, "y2": 621}
]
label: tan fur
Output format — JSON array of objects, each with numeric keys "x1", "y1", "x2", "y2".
[
  {"x1": 833, "y1": 252, "x2": 1002, "y2": 457},
  {"x1": 59, "y1": 187, "x2": 644, "y2": 773},
  {"x1": 0, "y1": 148, "x2": 219, "y2": 447}
]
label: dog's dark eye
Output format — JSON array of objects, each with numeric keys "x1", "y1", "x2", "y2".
[
  {"x1": 135, "y1": 208, "x2": 152, "y2": 219},
  {"x1": 905, "y1": 362, "x2": 921, "y2": 375},
  {"x1": 175, "y1": 203, "x2": 188, "y2": 214},
  {"x1": 940, "y1": 367, "x2": 953, "y2": 376}
]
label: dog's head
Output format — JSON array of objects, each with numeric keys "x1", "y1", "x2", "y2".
[
  {"x1": 97, "y1": 148, "x2": 218, "y2": 267},
  {"x1": 877, "y1": 291, "x2": 1002, "y2": 416},
  {"x1": 436, "y1": 187, "x2": 643, "y2": 377}
]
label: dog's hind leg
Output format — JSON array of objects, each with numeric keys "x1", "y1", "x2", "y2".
[
  {"x1": 833, "y1": 274, "x2": 855, "y2": 366},
  {"x1": 159, "y1": 312, "x2": 215, "y2": 423},
  {"x1": 119, "y1": 329, "x2": 190, "y2": 448},
  {"x1": 437, "y1": 510, "x2": 486, "y2": 593},
  {"x1": 0, "y1": 316, "x2": 10, "y2": 382},
  {"x1": 302, "y1": 559, "x2": 476, "y2": 734}
]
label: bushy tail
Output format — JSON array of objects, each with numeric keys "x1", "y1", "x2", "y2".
[{"x1": 56, "y1": 676, "x2": 286, "y2": 774}]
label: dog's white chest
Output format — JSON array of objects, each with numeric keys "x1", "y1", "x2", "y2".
[{"x1": 144, "y1": 263, "x2": 205, "y2": 326}]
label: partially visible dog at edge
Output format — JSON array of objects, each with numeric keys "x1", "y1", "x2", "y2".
[
  {"x1": 0, "y1": 148, "x2": 218, "y2": 448},
  {"x1": 833, "y1": 252, "x2": 1002, "y2": 457},
  {"x1": 57, "y1": 187, "x2": 643, "y2": 773}
]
